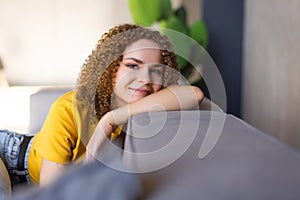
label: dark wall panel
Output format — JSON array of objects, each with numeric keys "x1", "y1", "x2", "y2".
[{"x1": 202, "y1": 0, "x2": 244, "y2": 117}]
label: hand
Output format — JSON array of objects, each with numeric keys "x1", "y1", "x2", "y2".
[{"x1": 85, "y1": 112, "x2": 114, "y2": 163}]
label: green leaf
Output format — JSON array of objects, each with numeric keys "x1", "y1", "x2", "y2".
[
  {"x1": 159, "y1": 0, "x2": 172, "y2": 20},
  {"x1": 159, "y1": 15, "x2": 188, "y2": 35},
  {"x1": 189, "y1": 20, "x2": 209, "y2": 49},
  {"x1": 174, "y1": 5, "x2": 187, "y2": 26},
  {"x1": 177, "y1": 56, "x2": 188, "y2": 70},
  {"x1": 128, "y1": 0, "x2": 160, "y2": 26},
  {"x1": 159, "y1": 16, "x2": 190, "y2": 69}
]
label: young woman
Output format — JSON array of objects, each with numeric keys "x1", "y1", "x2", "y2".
[{"x1": 0, "y1": 24, "x2": 204, "y2": 188}]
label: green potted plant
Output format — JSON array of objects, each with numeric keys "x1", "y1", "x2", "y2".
[{"x1": 128, "y1": 0, "x2": 208, "y2": 86}]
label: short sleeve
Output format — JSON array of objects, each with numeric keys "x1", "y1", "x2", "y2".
[{"x1": 32, "y1": 91, "x2": 78, "y2": 164}]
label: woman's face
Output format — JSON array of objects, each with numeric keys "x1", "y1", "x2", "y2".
[{"x1": 113, "y1": 39, "x2": 164, "y2": 107}]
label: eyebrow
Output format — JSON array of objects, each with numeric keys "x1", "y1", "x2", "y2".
[
  {"x1": 123, "y1": 57, "x2": 164, "y2": 68},
  {"x1": 151, "y1": 63, "x2": 165, "y2": 68},
  {"x1": 123, "y1": 57, "x2": 144, "y2": 64}
]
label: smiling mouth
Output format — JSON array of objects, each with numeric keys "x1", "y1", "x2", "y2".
[{"x1": 130, "y1": 88, "x2": 151, "y2": 95}]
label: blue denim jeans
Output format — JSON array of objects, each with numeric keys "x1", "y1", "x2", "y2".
[{"x1": 0, "y1": 129, "x2": 33, "y2": 188}]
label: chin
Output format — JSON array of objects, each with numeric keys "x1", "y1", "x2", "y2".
[{"x1": 128, "y1": 96, "x2": 145, "y2": 103}]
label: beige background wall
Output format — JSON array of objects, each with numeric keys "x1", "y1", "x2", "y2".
[
  {"x1": 0, "y1": 0, "x2": 132, "y2": 86},
  {"x1": 242, "y1": 0, "x2": 300, "y2": 150},
  {"x1": 0, "y1": 0, "x2": 200, "y2": 86}
]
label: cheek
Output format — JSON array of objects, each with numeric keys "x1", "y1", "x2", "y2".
[
  {"x1": 115, "y1": 67, "x2": 128, "y2": 85},
  {"x1": 115, "y1": 68, "x2": 135, "y2": 88},
  {"x1": 152, "y1": 84, "x2": 162, "y2": 92},
  {"x1": 115, "y1": 67, "x2": 125, "y2": 84}
]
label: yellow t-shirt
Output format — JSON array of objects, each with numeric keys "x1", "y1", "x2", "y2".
[
  {"x1": 28, "y1": 91, "x2": 85, "y2": 183},
  {"x1": 28, "y1": 91, "x2": 123, "y2": 183}
]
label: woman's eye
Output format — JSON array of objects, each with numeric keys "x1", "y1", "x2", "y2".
[
  {"x1": 126, "y1": 64, "x2": 139, "y2": 69},
  {"x1": 150, "y1": 69, "x2": 162, "y2": 75}
]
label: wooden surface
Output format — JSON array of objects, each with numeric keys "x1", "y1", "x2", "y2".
[{"x1": 242, "y1": 0, "x2": 300, "y2": 150}]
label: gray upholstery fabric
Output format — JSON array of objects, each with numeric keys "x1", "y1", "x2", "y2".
[
  {"x1": 125, "y1": 110, "x2": 300, "y2": 200},
  {"x1": 14, "y1": 160, "x2": 141, "y2": 200},
  {"x1": 12, "y1": 110, "x2": 300, "y2": 200}
]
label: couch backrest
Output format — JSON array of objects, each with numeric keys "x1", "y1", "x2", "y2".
[
  {"x1": 123, "y1": 111, "x2": 300, "y2": 199},
  {"x1": 29, "y1": 86, "x2": 72, "y2": 134}
]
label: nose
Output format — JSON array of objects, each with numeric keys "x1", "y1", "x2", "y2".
[{"x1": 137, "y1": 68, "x2": 151, "y2": 84}]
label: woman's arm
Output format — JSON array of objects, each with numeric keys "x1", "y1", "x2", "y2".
[
  {"x1": 112, "y1": 85, "x2": 203, "y2": 124},
  {"x1": 85, "y1": 85, "x2": 204, "y2": 161},
  {"x1": 39, "y1": 158, "x2": 66, "y2": 186},
  {"x1": 36, "y1": 92, "x2": 76, "y2": 186}
]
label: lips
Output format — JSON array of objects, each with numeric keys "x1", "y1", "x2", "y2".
[{"x1": 129, "y1": 87, "x2": 151, "y2": 95}]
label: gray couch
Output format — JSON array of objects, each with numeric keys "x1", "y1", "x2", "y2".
[
  {"x1": 2, "y1": 87, "x2": 300, "y2": 200},
  {"x1": 127, "y1": 111, "x2": 300, "y2": 199}
]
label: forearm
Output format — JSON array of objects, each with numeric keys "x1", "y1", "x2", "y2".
[
  {"x1": 110, "y1": 85, "x2": 204, "y2": 125},
  {"x1": 85, "y1": 85, "x2": 203, "y2": 161}
]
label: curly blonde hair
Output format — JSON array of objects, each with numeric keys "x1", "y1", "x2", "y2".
[{"x1": 75, "y1": 23, "x2": 179, "y2": 125}]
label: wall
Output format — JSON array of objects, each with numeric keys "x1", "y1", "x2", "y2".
[
  {"x1": 202, "y1": 0, "x2": 244, "y2": 117},
  {"x1": 0, "y1": 0, "x2": 132, "y2": 86},
  {"x1": 242, "y1": 0, "x2": 300, "y2": 150},
  {"x1": 0, "y1": 0, "x2": 201, "y2": 87}
]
